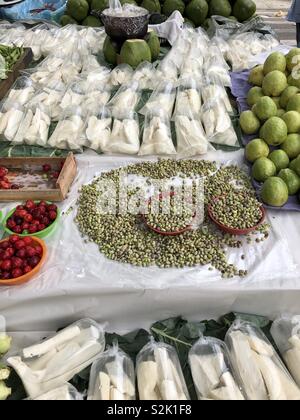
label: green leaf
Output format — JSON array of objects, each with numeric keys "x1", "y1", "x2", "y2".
[
  {"x1": 105, "y1": 329, "x2": 150, "y2": 363},
  {"x1": 150, "y1": 317, "x2": 203, "y2": 400}
]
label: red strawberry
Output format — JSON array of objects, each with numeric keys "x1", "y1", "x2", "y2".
[
  {"x1": 25, "y1": 246, "x2": 36, "y2": 258},
  {"x1": 24, "y1": 214, "x2": 33, "y2": 223},
  {"x1": 12, "y1": 257, "x2": 23, "y2": 269},
  {"x1": 25, "y1": 200, "x2": 36, "y2": 210}
]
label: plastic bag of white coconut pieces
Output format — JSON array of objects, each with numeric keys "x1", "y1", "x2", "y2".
[
  {"x1": 189, "y1": 335, "x2": 245, "y2": 400},
  {"x1": 88, "y1": 343, "x2": 135, "y2": 400},
  {"x1": 102, "y1": 111, "x2": 140, "y2": 155},
  {"x1": 225, "y1": 320, "x2": 300, "y2": 401},
  {"x1": 136, "y1": 339, "x2": 190, "y2": 400},
  {"x1": 139, "y1": 110, "x2": 176, "y2": 156},
  {"x1": 271, "y1": 315, "x2": 300, "y2": 388},
  {"x1": 108, "y1": 80, "x2": 141, "y2": 118},
  {"x1": 86, "y1": 107, "x2": 112, "y2": 153},
  {"x1": 7, "y1": 319, "x2": 105, "y2": 400},
  {"x1": 139, "y1": 80, "x2": 177, "y2": 118},
  {"x1": 48, "y1": 105, "x2": 88, "y2": 151}
]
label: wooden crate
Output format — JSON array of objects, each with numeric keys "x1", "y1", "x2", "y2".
[
  {"x1": 0, "y1": 152, "x2": 77, "y2": 202},
  {"x1": 0, "y1": 48, "x2": 33, "y2": 101}
]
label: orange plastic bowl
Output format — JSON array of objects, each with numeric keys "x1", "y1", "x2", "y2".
[
  {"x1": 207, "y1": 196, "x2": 266, "y2": 236},
  {"x1": 0, "y1": 237, "x2": 47, "y2": 286}
]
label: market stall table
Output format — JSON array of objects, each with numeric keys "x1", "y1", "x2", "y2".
[{"x1": 0, "y1": 150, "x2": 299, "y2": 334}]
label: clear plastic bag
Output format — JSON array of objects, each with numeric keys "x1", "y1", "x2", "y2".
[
  {"x1": 201, "y1": 80, "x2": 233, "y2": 114},
  {"x1": 0, "y1": 101, "x2": 24, "y2": 142},
  {"x1": 203, "y1": 45, "x2": 231, "y2": 88},
  {"x1": 13, "y1": 105, "x2": 51, "y2": 147},
  {"x1": 48, "y1": 106, "x2": 87, "y2": 151},
  {"x1": 103, "y1": 112, "x2": 140, "y2": 155},
  {"x1": 175, "y1": 115, "x2": 209, "y2": 157},
  {"x1": 132, "y1": 62, "x2": 157, "y2": 91},
  {"x1": 30, "y1": 384, "x2": 83, "y2": 401},
  {"x1": 189, "y1": 336, "x2": 244, "y2": 400},
  {"x1": 7, "y1": 319, "x2": 105, "y2": 400},
  {"x1": 83, "y1": 87, "x2": 112, "y2": 115},
  {"x1": 3, "y1": 76, "x2": 35, "y2": 107},
  {"x1": 79, "y1": 27, "x2": 106, "y2": 55},
  {"x1": 88, "y1": 344, "x2": 135, "y2": 400},
  {"x1": 109, "y1": 64, "x2": 133, "y2": 88},
  {"x1": 173, "y1": 79, "x2": 202, "y2": 118},
  {"x1": 271, "y1": 315, "x2": 300, "y2": 387},
  {"x1": 156, "y1": 58, "x2": 178, "y2": 85},
  {"x1": 86, "y1": 107, "x2": 112, "y2": 153},
  {"x1": 136, "y1": 340, "x2": 189, "y2": 400},
  {"x1": 27, "y1": 82, "x2": 66, "y2": 122},
  {"x1": 139, "y1": 81, "x2": 176, "y2": 118},
  {"x1": 108, "y1": 81, "x2": 141, "y2": 118},
  {"x1": 60, "y1": 80, "x2": 87, "y2": 111},
  {"x1": 225, "y1": 320, "x2": 300, "y2": 401},
  {"x1": 201, "y1": 99, "x2": 238, "y2": 147},
  {"x1": 139, "y1": 111, "x2": 176, "y2": 156}
]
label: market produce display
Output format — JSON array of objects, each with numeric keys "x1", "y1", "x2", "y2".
[
  {"x1": 76, "y1": 159, "x2": 269, "y2": 278},
  {"x1": 0, "y1": 45, "x2": 23, "y2": 80},
  {"x1": 61, "y1": 0, "x2": 103, "y2": 27},
  {"x1": 0, "y1": 23, "x2": 238, "y2": 156},
  {"x1": 5, "y1": 313, "x2": 300, "y2": 400},
  {"x1": 240, "y1": 50, "x2": 300, "y2": 207}
]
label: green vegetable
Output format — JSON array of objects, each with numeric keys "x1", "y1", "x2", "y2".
[{"x1": 0, "y1": 45, "x2": 23, "y2": 80}]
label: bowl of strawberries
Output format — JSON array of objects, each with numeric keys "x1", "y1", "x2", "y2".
[
  {"x1": 0, "y1": 235, "x2": 47, "y2": 286},
  {"x1": 3, "y1": 200, "x2": 60, "y2": 239}
]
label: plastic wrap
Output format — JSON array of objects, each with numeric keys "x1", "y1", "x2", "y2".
[
  {"x1": 13, "y1": 105, "x2": 50, "y2": 147},
  {"x1": 203, "y1": 45, "x2": 231, "y2": 88},
  {"x1": 139, "y1": 81, "x2": 176, "y2": 118},
  {"x1": 136, "y1": 340, "x2": 189, "y2": 400},
  {"x1": 48, "y1": 106, "x2": 87, "y2": 151},
  {"x1": 0, "y1": 101, "x2": 24, "y2": 142},
  {"x1": 189, "y1": 336, "x2": 244, "y2": 400},
  {"x1": 88, "y1": 344, "x2": 135, "y2": 400},
  {"x1": 139, "y1": 111, "x2": 176, "y2": 156},
  {"x1": 109, "y1": 64, "x2": 133, "y2": 88},
  {"x1": 173, "y1": 79, "x2": 202, "y2": 118},
  {"x1": 156, "y1": 58, "x2": 178, "y2": 85},
  {"x1": 201, "y1": 81, "x2": 233, "y2": 114},
  {"x1": 27, "y1": 82, "x2": 66, "y2": 122},
  {"x1": 86, "y1": 107, "x2": 112, "y2": 153},
  {"x1": 201, "y1": 99, "x2": 238, "y2": 147},
  {"x1": 3, "y1": 77, "x2": 35, "y2": 107},
  {"x1": 175, "y1": 115, "x2": 209, "y2": 157},
  {"x1": 132, "y1": 62, "x2": 157, "y2": 91},
  {"x1": 226, "y1": 320, "x2": 300, "y2": 401},
  {"x1": 8, "y1": 319, "x2": 105, "y2": 400},
  {"x1": 83, "y1": 87, "x2": 112, "y2": 116},
  {"x1": 103, "y1": 112, "x2": 140, "y2": 155},
  {"x1": 29, "y1": 384, "x2": 83, "y2": 401},
  {"x1": 79, "y1": 27, "x2": 106, "y2": 55},
  {"x1": 60, "y1": 80, "x2": 87, "y2": 111},
  {"x1": 109, "y1": 81, "x2": 141, "y2": 118},
  {"x1": 271, "y1": 315, "x2": 300, "y2": 387}
]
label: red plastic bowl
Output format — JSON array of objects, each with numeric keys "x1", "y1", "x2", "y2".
[
  {"x1": 142, "y1": 191, "x2": 196, "y2": 236},
  {"x1": 207, "y1": 196, "x2": 266, "y2": 236}
]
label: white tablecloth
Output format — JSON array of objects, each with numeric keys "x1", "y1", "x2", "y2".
[{"x1": 0, "y1": 150, "x2": 299, "y2": 333}]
